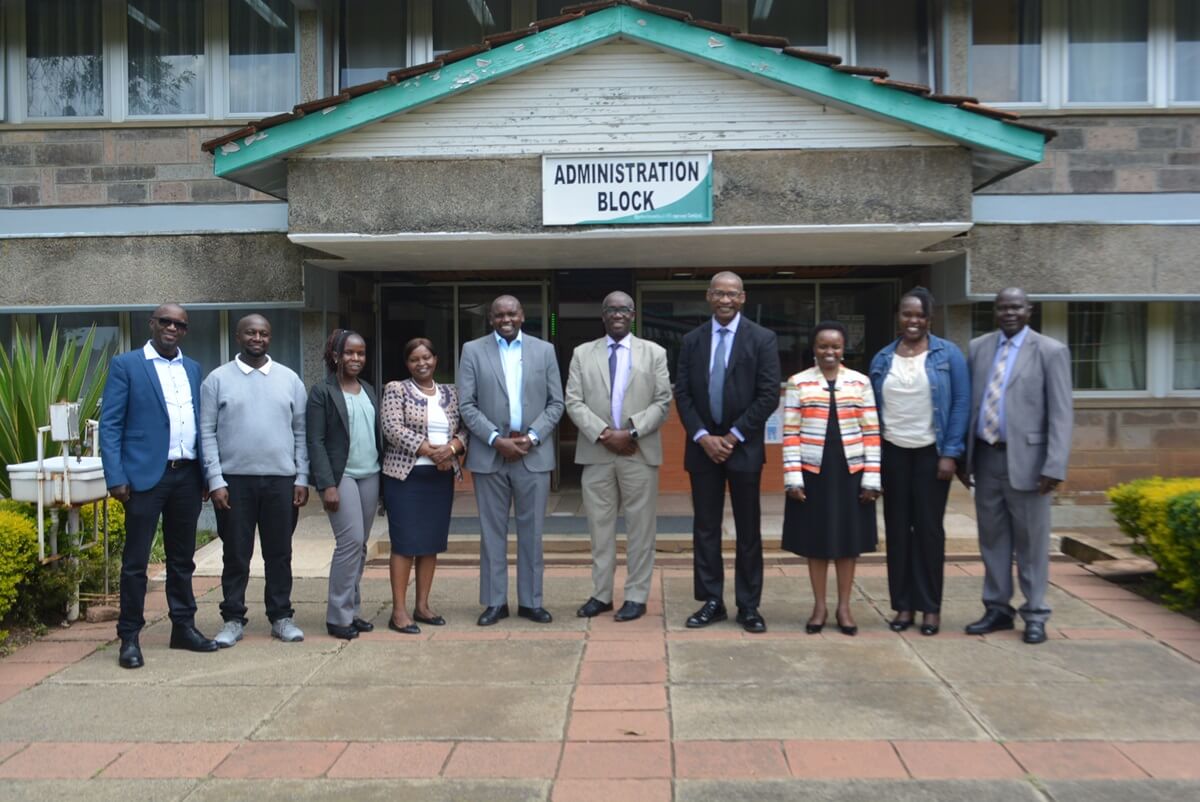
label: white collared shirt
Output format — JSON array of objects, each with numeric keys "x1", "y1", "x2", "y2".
[
  {"x1": 143, "y1": 340, "x2": 197, "y2": 460},
  {"x1": 234, "y1": 354, "x2": 273, "y2": 375}
]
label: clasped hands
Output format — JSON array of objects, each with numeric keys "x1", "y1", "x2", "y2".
[
  {"x1": 598, "y1": 427, "x2": 638, "y2": 457},
  {"x1": 418, "y1": 439, "x2": 461, "y2": 471},
  {"x1": 494, "y1": 434, "x2": 533, "y2": 462},
  {"x1": 699, "y1": 433, "x2": 739, "y2": 464}
]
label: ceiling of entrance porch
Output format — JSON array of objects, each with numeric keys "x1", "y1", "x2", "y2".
[{"x1": 289, "y1": 223, "x2": 970, "y2": 271}]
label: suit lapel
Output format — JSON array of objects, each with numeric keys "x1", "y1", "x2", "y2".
[
  {"x1": 140, "y1": 353, "x2": 168, "y2": 415},
  {"x1": 622, "y1": 336, "x2": 640, "y2": 395},
  {"x1": 596, "y1": 338, "x2": 613, "y2": 397},
  {"x1": 975, "y1": 332, "x2": 1000, "y2": 406},
  {"x1": 326, "y1": 374, "x2": 350, "y2": 434},
  {"x1": 484, "y1": 335, "x2": 508, "y2": 398},
  {"x1": 1006, "y1": 329, "x2": 1038, "y2": 389}
]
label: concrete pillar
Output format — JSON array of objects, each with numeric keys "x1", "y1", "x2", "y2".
[
  {"x1": 299, "y1": 10, "x2": 321, "y2": 103},
  {"x1": 943, "y1": 0, "x2": 970, "y2": 96}
]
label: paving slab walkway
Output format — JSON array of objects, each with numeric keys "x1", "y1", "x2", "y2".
[{"x1": 1, "y1": 562, "x2": 1199, "y2": 801}]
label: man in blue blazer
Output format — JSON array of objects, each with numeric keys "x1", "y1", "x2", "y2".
[{"x1": 100, "y1": 303, "x2": 218, "y2": 668}]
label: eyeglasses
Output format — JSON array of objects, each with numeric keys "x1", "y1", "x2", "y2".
[
  {"x1": 155, "y1": 317, "x2": 188, "y2": 331},
  {"x1": 708, "y1": 290, "x2": 743, "y2": 301},
  {"x1": 602, "y1": 306, "x2": 635, "y2": 316}
]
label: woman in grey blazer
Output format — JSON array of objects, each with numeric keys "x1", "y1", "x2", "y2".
[{"x1": 306, "y1": 329, "x2": 381, "y2": 640}]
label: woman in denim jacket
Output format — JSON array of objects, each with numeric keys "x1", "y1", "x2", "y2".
[{"x1": 868, "y1": 288, "x2": 969, "y2": 636}]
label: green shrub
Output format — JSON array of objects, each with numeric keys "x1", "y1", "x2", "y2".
[
  {"x1": 1108, "y1": 477, "x2": 1200, "y2": 610},
  {"x1": 0, "y1": 509, "x2": 39, "y2": 642}
]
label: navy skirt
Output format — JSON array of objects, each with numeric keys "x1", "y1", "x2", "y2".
[{"x1": 383, "y1": 466, "x2": 454, "y2": 557}]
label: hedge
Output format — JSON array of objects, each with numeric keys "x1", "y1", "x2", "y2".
[
  {"x1": 1108, "y1": 477, "x2": 1200, "y2": 610},
  {"x1": 0, "y1": 509, "x2": 38, "y2": 641}
]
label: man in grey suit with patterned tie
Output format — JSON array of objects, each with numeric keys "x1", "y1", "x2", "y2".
[
  {"x1": 458, "y1": 295, "x2": 565, "y2": 626},
  {"x1": 566, "y1": 291, "x2": 673, "y2": 622},
  {"x1": 960, "y1": 287, "x2": 1073, "y2": 645}
]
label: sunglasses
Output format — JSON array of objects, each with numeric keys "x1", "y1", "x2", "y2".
[{"x1": 155, "y1": 317, "x2": 189, "y2": 331}]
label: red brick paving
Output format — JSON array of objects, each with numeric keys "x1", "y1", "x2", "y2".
[
  {"x1": 38, "y1": 621, "x2": 117, "y2": 642},
  {"x1": 1115, "y1": 742, "x2": 1200, "y2": 779},
  {"x1": 674, "y1": 740, "x2": 791, "y2": 778},
  {"x1": 893, "y1": 740, "x2": 1026, "y2": 780},
  {"x1": 0, "y1": 742, "x2": 26, "y2": 763},
  {"x1": 101, "y1": 742, "x2": 237, "y2": 779},
  {"x1": 571, "y1": 683, "x2": 667, "y2": 711},
  {"x1": 578, "y1": 659, "x2": 667, "y2": 684},
  {"x1": 0, "y1": 662, "x2": 69, "y2": 685},
  {"x1": 1006, "y1": 741, "x2": 1149, "y2": 780},
  {"x1": 443, "y1": 742, "x2": 561, "y2": 778},
  {"x1": 0, "y1": 685, "x2": 28, "y2": 703},
  {"x1": 213, "y1": 741, "x2": 348, "y2": 779},
  {"x1": 551, "y1": 779, "x2": 672, "y2": 802},
  {"x1": 0, "y1": 741, "x2": 127, "y2": 779},
  {"x1": 783, "y1": 740, "x2": 908, "y2": 779},
  {"x1": 566, "y1": 710, "x2": 671, "y2": 741},
  {"x1": 584, "y1": 640, "x2": 665, "y2": 662},
  {"x1": 558, "y1": 741, "x2": 672, "y2": 778},
  {"x1": 326, "y1": 742, "x2": 451, "y2": 778},
  {"x1": 2, "y1": 641, "x2": 100, "y2": 663}
]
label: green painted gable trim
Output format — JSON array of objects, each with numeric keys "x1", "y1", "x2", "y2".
[{"x1": 213, "y1": 5, "x2": 1044, "y2": 181}]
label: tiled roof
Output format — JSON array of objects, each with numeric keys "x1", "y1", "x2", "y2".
[{"x1": 202, "y1": 0, "x2": 1052, "y2": 154}]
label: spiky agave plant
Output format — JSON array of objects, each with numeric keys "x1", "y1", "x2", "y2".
[{"x1": 0, "y1": 325, "x2": 109, "y2": 498}]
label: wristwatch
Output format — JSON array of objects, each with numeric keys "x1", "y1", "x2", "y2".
[{"x1": 629, "y1": 428, "x2": 639, "y2": 440}]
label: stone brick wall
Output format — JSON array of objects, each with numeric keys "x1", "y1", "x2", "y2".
[
  {"x1": 983, "y1": 114, "x2": 1200, "y2": 194},
  {"x1": 0, "y1": 126, "x2": 276, "y2": 208}
]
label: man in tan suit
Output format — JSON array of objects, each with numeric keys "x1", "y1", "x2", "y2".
[{"x1": 566, "y1": 291, "x2": 673, "y2": 622}]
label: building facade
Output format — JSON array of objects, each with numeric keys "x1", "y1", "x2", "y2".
[{"x1": 2, "y1": 1, "x2": 1198, "y2": 517}]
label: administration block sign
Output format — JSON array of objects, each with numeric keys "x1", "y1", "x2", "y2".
[{"x1": 542, "y1": 153, "x2": 713, "y2": 225}]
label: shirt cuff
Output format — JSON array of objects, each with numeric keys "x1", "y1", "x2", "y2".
[
  {"x1": 208, "y1": 477, "x2": 228, "y2": 492},
  {"x1": 488, "y1": 431, "x2": 499, "y2": 446},
  {"x1": 294, "y1": 475, "x2": 308, "y2": 487},
  {"x1": 527, "y1": 429, "x2": 540, "y2": 445},
  {"x1": 730, "y1": 427, "x2": 746, "y2": 443},
  {"x1": 693, "y1": 428, "x2": 709, "y2": 442}
]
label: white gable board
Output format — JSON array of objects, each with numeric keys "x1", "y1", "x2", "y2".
[{"x1": 296, "y1": 41, "x2": 950, "y2": 160}]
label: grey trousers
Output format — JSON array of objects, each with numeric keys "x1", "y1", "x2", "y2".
[
  {"x1": 973, "y1": 443, "x2": 1052, "y2": 624},
  {"x1": 474, "y1": 462, "x2": 550, "y2": 608},
  {"x1": 325, "y1": 473, "x2": 379, "y2": 627},
  {"x1": 581, "y1": 459, "x2": 659, "y2": 605}
]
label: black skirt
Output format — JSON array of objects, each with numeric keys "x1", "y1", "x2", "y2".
[
  {"x1": 781, "y1": 381, "x2": 878, "y2": 560},
  {"x1": 383, "y1": 466, "x2": 454, "y2": 557}
]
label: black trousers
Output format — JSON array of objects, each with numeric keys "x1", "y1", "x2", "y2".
[
  {"x1": 215, "y1": 474, "x2": 299, "y2": 625},
  {"x1": 882, "y1": 442, "x2": 950, "y2": 614},
  {"x1": 689, "y1": 464, "x2": 763, "y2": 611},
  {"x1": 118, "y1": 461, "x2": 203, "y2": 640}
]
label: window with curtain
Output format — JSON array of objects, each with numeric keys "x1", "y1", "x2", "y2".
[
  {"x1": 1068, "y1": 302, "x2": 1147, "y2": 391},
  {"x1": 340, "y1": 0, "x2": 407, "y2": 88},
  {"x1": 228, "y1": 0, "x2": 297, "y2": 114},
  {"x1": 127, "y1": 0, "x2": 206, "y2": 116},
  {"x1": 853, "y1": 0, "x2": 930, "y2": 85},
  {"x1": 1068, "y1": 0, "x2": 1148, "y2": 103},
  {"x1": 26, "y1": 0, "x2": 104, "y2": 117},
  {"x1": 434, "y1": 0, "x2": 512, "y2": 55},
  {"x1": 749, "y1": 0, "x2": 828, "y2": 50},
  {"x1": 1177, "y1": 0, "x2": 1200, "y2": 102},
  {"x1": 970, "y1": 0, "x2": 1042, "y2": 103},
  {"x1": 1174, "y1": 302, "x2": 1200, "y2": 390}
]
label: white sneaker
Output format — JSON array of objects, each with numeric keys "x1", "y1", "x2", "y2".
[
  {"x1": 271, "y1": 617, "x2": 304, "y2": 642},
  {"x1": 214, "y1": 621, "x2": 243, "y2": 649}
]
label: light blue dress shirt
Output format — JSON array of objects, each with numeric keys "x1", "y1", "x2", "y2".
[
  {"x1": 488, "y1": 330, "x2": 541, "y2": 446},
  {"x1": 976, "y1": 325, "x2": 1029, "y2": 443},
  {"x1": 695, "y1": 313, "x2": 745, "y2": 444}
]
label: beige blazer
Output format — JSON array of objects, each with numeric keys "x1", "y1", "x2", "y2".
[{"x1": 565, "y1": 334, "x2": 673, "y2": 466}]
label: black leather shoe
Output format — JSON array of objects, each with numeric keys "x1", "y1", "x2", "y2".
[
  {"x1": 169, "y1": 624, "x2": 218, "y2": 652},
  {"x1": 577, "y1": 597, "x2": 614, "y2": 618},
  {"x1": 352, "y1": 617, "x2": 374, "y2": 632},
  {"x1": 413, "y1": 612, "x2": 446, "y2": 626},
  {"x1": 737, "y1": 608, "x2": 767, "y2": 634},
  {"x1": 614, "y1": 601, "x2": 646, "y2": 622},
  {"x1": 326, "y1": 622, "x2": 359, "y2": 640},
  {"x1": 387, "y1": 618, "x2": 421, "y2": 635},
  {"x1": 686, "y1": 600, "x2": 727, "y2": 628},
  {"x1": 888, "y1": 615, "x2": 914, "y2": 632},
  {"x1": 477, "y1": 604, "x2": 510, "y2": 627},
  {"x1": 1023, "y1": 621, "x2": 1047, "y2": 644},
  {"x1": 518, "y1": 606, "x2": 553, "y2": 624},
  {"x1": 118, "y1": 637, "x2": 143, "y2": 669},
  {"x1": 965, "y1": 609, "x2": 1015, "y2": 636}
]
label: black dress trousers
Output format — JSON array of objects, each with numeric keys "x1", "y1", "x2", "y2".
[
  {"x1": 690, "y1": 463, "x2": 764, "y2": 612},
  {"x1": 881, "y1": 441, "x2": 950, "y2": 614}
]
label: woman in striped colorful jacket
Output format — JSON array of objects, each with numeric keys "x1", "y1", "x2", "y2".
[{"x1": 781, "y1": 321, "x2": 881, "y2": 636}]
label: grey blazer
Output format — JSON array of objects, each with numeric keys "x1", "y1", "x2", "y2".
[
  {"x1": 457, "y1": 331, "x2": 565, "y2": 474},
  {"x1": 565, "y1": 334, "x2": 673, "y2": 467},
  {"x1": 965, "y1": 328, "x2": 1073, "y2": 491}
]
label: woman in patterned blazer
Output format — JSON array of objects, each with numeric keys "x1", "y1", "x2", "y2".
[
  {"x1": 380, "y1": 338, "x2": 468, "y2": 634},
  {"x1": 781, "y1": 321, "x2": 882, "y2": 636}
]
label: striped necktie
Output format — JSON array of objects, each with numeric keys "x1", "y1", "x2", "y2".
[{"x1": 980, "y1": 338, "x2": 1011, "y2": 445}]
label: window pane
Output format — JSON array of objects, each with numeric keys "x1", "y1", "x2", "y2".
[
  {"x1": 226, "y1": 309, "x2": 302, "y2": 380},
  {"x1": 38, "y1": 313, "x2": 122, "y2": 391},
  {"x1": 340, "y1": 0, "x2": 407, "y2": 88},
  {"x1": 970, "y1": 0, "x2": 1041, "y2": 103},
  {"x1": 854, "y1": 0, "x2": 930, "y2": 85},
  {"x1": 1177, "y1": 0, "x2": 1200, "y2": 102},
  {"x1": 1068, "y1": 302, "x2": 1146, "y2": 391},
  {"x1": 127, "y1": 0, "x2": 206, "y2": 116},
  {"x1": 818, "y1": 283, "x2": 897, "y2": 375},
  {"x1": 1174, "y1": 302, "x2": 1200, "y2": 390},
  {"x1": 434, "y1": 0, "x2": 511, "y2": 55},
  {"x1": 26, "y1": 0, "x2": 104, "y2": 117},
  {"x1": 1068, "y1": 0, "x2": 1147, "y2": 103},
  {"x1": 228, "y1": 0, "x2": 297, "y2": 114},
  {"x1": 750, "y1": 0, "x2": 828, "y2": 50}
]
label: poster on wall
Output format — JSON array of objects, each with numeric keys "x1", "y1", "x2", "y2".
[
  {"x1": 764, "y1": 397, "x2": 785, "y2": 445},
  {"x1": 542, "y1": 153, "x2": 713, "y2": 225}
]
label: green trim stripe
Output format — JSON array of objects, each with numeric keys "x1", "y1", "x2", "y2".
[{"x1": 214, "y1": 5, "x2": 1045, "y2": 180}]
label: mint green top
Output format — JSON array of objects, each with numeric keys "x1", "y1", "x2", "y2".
[{"x1": 343, "y1": 390, "x2": 380, "y2": 479}]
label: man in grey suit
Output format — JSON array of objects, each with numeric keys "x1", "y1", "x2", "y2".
[
  {"x1": 458, "y1": 295, "x2": 565, "y2": 626},
  {"x1": 960, "y1": 287, "x2": 1073, "y2": 645},
  {"x1": 566, "y1": 291, "x2": 673, "y2": 623}
]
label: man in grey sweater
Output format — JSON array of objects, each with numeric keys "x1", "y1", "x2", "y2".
[{"x1": 200, "y1": 314, "x2": 310, "y2": 646}]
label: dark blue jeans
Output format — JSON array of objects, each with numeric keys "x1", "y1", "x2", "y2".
[
  {"x1": 118, "y1": 461, "x2": 203, "y2": 640},
  {"x1": 215, "y1": 474, "x2": 298, "y2": 625}
]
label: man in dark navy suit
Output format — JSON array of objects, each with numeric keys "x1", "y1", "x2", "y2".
[
  {"x1": 675, "y1": 272, "x2": 781, "y2": 633},
  {"x1": 100, "y1": 303, "x2": 217, "y2": 668}
]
